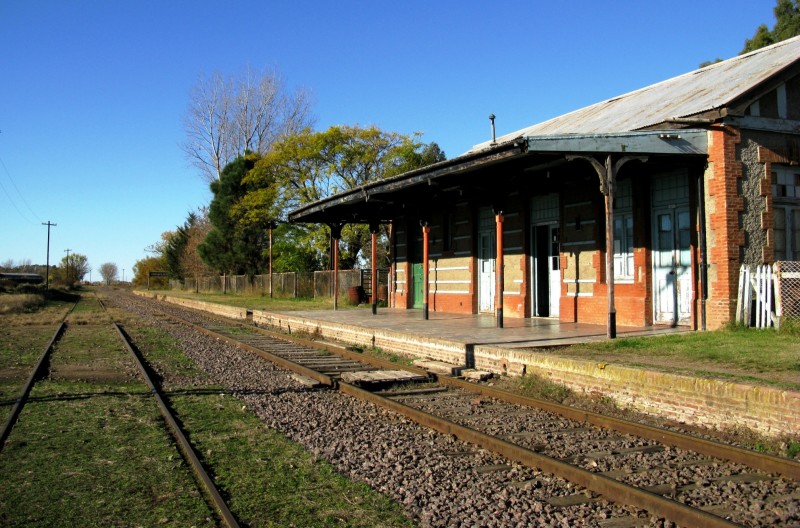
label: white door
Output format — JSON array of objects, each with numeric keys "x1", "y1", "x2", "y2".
[
  {"x1": 478, "y1": 209, "x2": 495, "y2": 313},
  {"x1": 653, "y1": 207, "x2": 692, "y2": 325},
  {"x1": 532, "y1": 224, "x2": 560, "y2": 317},
  {"x1": 530, "y1": 193, "x2": 560, "y2": 318},
  {"x1": 548, "y1": 226, "x2": 561, "y2": 317}
]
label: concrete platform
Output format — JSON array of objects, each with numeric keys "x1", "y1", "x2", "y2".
[{"x1": 269, "y1": 307, "x2": 689, "y2": 350}]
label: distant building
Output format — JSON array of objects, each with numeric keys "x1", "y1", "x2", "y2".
[
  {"x1": 0, "y1": 272, "x2": 44, "y2": 285},
  {"x1": 290, "y1": 36, "x2": 800, "y2": 331}
]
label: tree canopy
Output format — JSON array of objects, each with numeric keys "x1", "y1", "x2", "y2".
[
  {"x1": 244, "y1": 124, "x2": 446, "y2": 269},
  {"x1": 182, "y1": 67, "x2": 315, "y2": 183},
  {"x1": 198, "y1": 154, "x2": 275, "y2": 278},
  {"x1": 132, "y1": 255, "x2": 168, "y2": 287},
  {"x1": 742, "y1": 0, "x2": 800, "y2": 53},
  {"x1": 99, "y1": 262, "x2": 118, "y2": 285},
  {"x1": 58, "y1": 253, "x2": 89, "y2": 286}
]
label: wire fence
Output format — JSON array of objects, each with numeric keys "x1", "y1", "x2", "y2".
[
  {"x1": 776, "y1": 261, "x2": 800, "y2": 324},
  {"x1": 171, "y1": 269, "x2": 390, "y2": 302}
]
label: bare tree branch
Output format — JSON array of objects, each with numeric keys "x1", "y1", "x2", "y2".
[{"x1": 182, "y1": 68, "x2": 315, "y2": 184}]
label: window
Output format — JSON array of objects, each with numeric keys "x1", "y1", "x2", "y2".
[
  {"x1": 773, "y1": 166, "x2": 800, "y2": 261},
  {"x1": 613, "y1": 179, "x2": 634, "y2": 279},
  {"x1": 774, "y1": 206, "x2": 800, "y2": 261}
]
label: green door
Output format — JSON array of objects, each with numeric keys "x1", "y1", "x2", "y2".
[{"x1": 411, "y1": 262, "x2": 424, "y2": 309}]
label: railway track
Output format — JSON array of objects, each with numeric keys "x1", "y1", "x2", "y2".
[
  {"x1": 129, "y1": 291, "x2": 800, "y2": 528},
  {"x1": 0, "y1": 293, "x2": 240, "y2": 528}
]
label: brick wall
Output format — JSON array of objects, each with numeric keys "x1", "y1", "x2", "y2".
[
  {"x1": 705, "y1": 126, "x2": 745, "y2": 329},
  {"x1": 499, "y1": 349, "x2": 799, "y2": 437}
]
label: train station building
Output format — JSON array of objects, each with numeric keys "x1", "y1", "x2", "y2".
[{"x1": 289, "y1": 36, "x2": 800, "y2": 332}]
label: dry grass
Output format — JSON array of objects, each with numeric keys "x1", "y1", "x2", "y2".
[{"x1": 0, "y1": 293, "x2": 46, "y2": 315}]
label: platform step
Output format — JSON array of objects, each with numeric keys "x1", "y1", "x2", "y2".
[
  {"x1": 413, "y1": 359, "x2": 465, "y2": 376},
  {"x1": 460, "y1": 368, "x2": 493, "y2": 381},
  {"x1": 340, "y1": 369, "x2": 429, "y2": 385}
]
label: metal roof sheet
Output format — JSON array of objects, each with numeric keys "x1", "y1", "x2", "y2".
[{"x1": 471, "y1": 35, "x2": 800, "y2": 152}]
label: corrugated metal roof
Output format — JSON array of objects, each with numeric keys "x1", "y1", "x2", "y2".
[{"x1": 471, "y1": 35, "x2": 800, "y2": 152}]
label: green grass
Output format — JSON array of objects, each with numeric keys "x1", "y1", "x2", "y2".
[
  {"x1": 547, "y1": 325, "x2": 800, "y2": 390},
  {"x1": 0, "y1": 382, "x2": 215, "y2": 527},
  {"x1": 0, "y1": 325, "x2": 58, "y2": 425},
  {"x1": 516, "y1": 372, "x2": 574, "y2": 404}
]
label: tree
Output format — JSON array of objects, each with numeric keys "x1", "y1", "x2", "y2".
[
  {"x1": 248, "y1": 125, "x2": 446, "y2": 269},
  {"x1": 132, "y1": 255, "x2": 168, "y2": 287},
  {"x1": 58, "y1": 253, "x2": 89, "y2": 285},
  {"x1": 182, "y1": 212, "x2": 214, "y2": 291},
  {"x1": 99, "y1": 262, "x2": 118, "y2": 285},
  {"x1": 742, "y1": 0, "x2": 800, "y2": 53},
  {"x1": 199, "y1": 155, "x2": 272, "y2": 279},
  {"x1": 270, "y1": 223, "x2": 324, "y2": 272},
  {"x1": 182, "y1": 67, "x2": 315, "y2": 183}
]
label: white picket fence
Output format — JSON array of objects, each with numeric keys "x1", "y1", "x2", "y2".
[
  {"x1": 736, "y1": 265, "x2": 775, "y2": 328},
  {"x1": 735, "y1": 262, "x2": 800, "y2": 328}
]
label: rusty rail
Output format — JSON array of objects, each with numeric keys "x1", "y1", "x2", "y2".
[
  {"x1": 339, "y1": 381, "x2": 742, "y2": 528},
  {"x1": 114, "y1": 323, "x2": 241, "y2": 528},
  {"x1": 0, "y1": 322, "x2": 66, "y2": 453}
]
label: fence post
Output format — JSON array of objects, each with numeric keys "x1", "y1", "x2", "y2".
[
  {"x1": 763, "y1": 265, "x2": 770, "y2": 328},
  {"x1": 736, "y1": 265, "x2": 744, "y2": 324},
  {"x1": 756, "y1": 266, "x2": 763, "y2": 328},
  {"x1": 774, "y1": 262, "x2": 783, "y2": 329},
  {"x1": 743, "y1": 266, "x2": 752, "y2": 326}
]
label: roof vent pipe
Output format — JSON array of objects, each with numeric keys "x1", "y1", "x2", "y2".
[{"x1": 489, "y1": 114, "x2": 497, "y2": 146}]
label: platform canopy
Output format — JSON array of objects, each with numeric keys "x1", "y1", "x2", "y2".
[{"x1": 287, "y1": 130, "x2": 708, "y2": 225}]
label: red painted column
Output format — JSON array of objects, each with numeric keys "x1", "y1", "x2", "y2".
[
  {"x1": 422, "y1": 222, "x2": 430, "y2": 320},
  {"x1": 495, "y1": 212, "x2": 504, "y2": 328}
]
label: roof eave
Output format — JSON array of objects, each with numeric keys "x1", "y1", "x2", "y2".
[{"x1": 524, "y1": 130, "x2": 708, "y2": 155}]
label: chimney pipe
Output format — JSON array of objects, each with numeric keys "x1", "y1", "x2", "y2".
[{"x1": 489, "y1": 114, "x2": 496, "y2": 146}]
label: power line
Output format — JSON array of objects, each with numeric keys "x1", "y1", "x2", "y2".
[
  {"x1": 0, "y1": 129, "x2": 41, "y2": 225},
  {"x1": 0, "y1": 175, "x2": 35, "y2": 224},
  {"x1": 0, "y1": 156, "x2": 41, "y2": 223}
]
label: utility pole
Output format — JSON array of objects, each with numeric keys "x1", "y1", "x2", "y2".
[
  {"x1": 42, "y1": 221, "x2": 57, "y2": 289},
  {"x1": 64, "y1": 248, "x2": 72, "y2": 285}
]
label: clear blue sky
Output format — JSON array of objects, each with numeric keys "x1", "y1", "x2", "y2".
[{"x1": 0, "y1": 0, "x2": 777, "y2": 280}]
